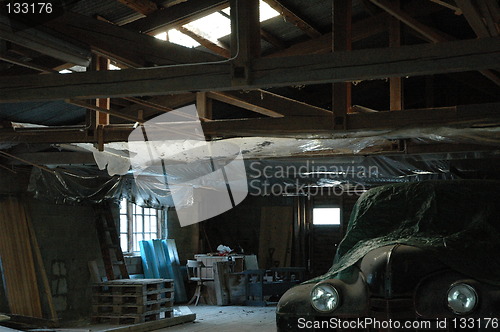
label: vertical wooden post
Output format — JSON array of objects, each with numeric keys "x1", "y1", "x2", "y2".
[
  {"x1": 196, "y1": 92, "x2": 213, "y2": 120},
  {"x1": 230, "y1": 0, "x2": 260, "y2": 85},
  {"x1": 389, "y1": 0, "x2": 403, "y2": 111},
  {"x1": 90, "y1": 55, "x2": 110, "y2": 151},
  {"x1": 332, "y1": 0, "x2": 352, "y2": 130}
]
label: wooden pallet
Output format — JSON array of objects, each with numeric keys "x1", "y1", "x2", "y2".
[
  {"x1": 92, "y1": 298, "x2": 174, "y2": 315},
  {"x1": 91, "y1": 309, "x2": 173, "y2": 325},
  {"x1": 91, "y1": 278, "x2": 175, "y2": 324},
  {"x1": 93, "y1": 279, "x2": 173, "y2": 293}
]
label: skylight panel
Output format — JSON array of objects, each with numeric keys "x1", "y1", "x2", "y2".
[
  {"x1": 155, "y1": 1, "x2": 280, "y2": 49},
  {"x1": 221, "y1": 1, "x2": 280, "y2": 22},
  {"x1": 184, "y1": 12, "x2": 231, "y2": 41}
]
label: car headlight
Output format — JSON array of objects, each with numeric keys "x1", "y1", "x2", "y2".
[
  {"x1": 447, "y1": 283, "x2": 478, "y2": 315},
  {"x1": 311, "y1": 284, "x2": 340, "y2": 313}
]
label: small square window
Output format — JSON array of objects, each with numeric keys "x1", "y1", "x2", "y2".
[{"x1": 313, "y1": 207, "x2": 341, "y2": 225}]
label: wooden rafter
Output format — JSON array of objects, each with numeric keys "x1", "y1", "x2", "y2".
[
  {"x1": 177, "y1": 26, "x2": 231, "y2": 58},
  {"x1": 0, "y1": 54, "x2": 57, "y2": 73},
  {"x1": 117, "y1": 0, "x2": 158, "y2": 16},
  {"x1": 477, "y1": 0, "x2": 500, "y2": 36},
  {"x1": 267, "y1": 0, "x2": 444, "y2": 58},
  {"x1": 455, "y1": 0, "x2": 491, "y2": 37},
  {"x1": 1, "y1": 37, "x2": 499, "y2": 102},
  {"x1": 369, "y1": 0, "x2": 500, "y2": 86},
  {"x1": 220, "y1": 90, "x2": 332, "y2": 117},
  {"x1": 125, "y1": 0, "x2": 228, "y2": 34},
  {"x1": 0, "y1": 15, "x2": 91, "y2": 66},
  {"x1": 428, "y1": 0, "x2": 462, "y2": 14},
  {"x1": 207, "y1": 91, "x2": 283, "y2": 118},
  {"x1": 44, "y1": 12, "x2": 222, "y2": 68},
  {"x1": 263, "y1": 0, "x2": 321, "y2": 38}
]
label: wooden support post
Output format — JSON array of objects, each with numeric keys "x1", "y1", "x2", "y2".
[
  {"x1": 332, "y1": 0, "x2": 352, "y2": 130},
  {"x1": 389, "y1": 0, "x2": 403, "y2": 111},
  {"x1": 196, "y1": 92, "x2": 213, "y2": 120},
  {"x1": 230, "y1": 0, "x2": 261, "y2": 85},
  {"x1": 91, "y1": 55, "x2": 110, "y2": 151}
]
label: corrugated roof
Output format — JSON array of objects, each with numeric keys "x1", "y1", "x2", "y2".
[{"x1": 0, "y1": 101, "x2": 86, "y2": 126}]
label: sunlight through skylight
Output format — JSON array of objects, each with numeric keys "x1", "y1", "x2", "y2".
[{"x1": 158, "y1": 0, "x2": 280, "y2": 48}]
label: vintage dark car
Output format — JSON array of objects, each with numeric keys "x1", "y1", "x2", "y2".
[{"x1": 277, "y1": 180, "x2": 500, "y2": 331}]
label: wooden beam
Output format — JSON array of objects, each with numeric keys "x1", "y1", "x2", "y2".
[
  {"x1": 263, "y1": 0, "x2": 321, "y2": 38},
  {"x1": 369, "y1": 0, "x2": 500, "y2": 86},
  {"x1": 206, "y1": 91, "x2": 283, "y2": 117},
  {"x1": 117, "y1": 0, "x2": 158, "y2": 15},
  {"x1": 67, "y1": 99, "x2": 141, "y2": 123},
  {"x1": 1, "y1": 103, "x2": 499, "y2": 143},
  {"x1": 0, "y1": 15, "x2": 91, "y2": 66},
  {"x1": 347, "y1": 102, "x2": 500, "y2": 130},
  {"x1": 177, "y1": 26, "x2": 231, "y2": 58},
  {"x1": 230, "y1": 0, "x2": 261, "y2": 84},
  {"x1": 369, "y1": 0, "x2": 451, "y2": 43},
  {"x1": 332, "y1": 0, "x2": 352, "y2": 130},
  {"x1": 125, "y1": 0, "x2": 228, "y2": 34},
  {"x1": 6, "y1": 152, "x2": 95, "y2": 166},
  {"x1": 118, "y1": 93, "x2": 197, "y2": 120},
  {"x1": 0, "y1": 54, "x2": 58, "y2": 73},
  {"x1": 267, "y1": 1, "x2": 443, "y2": 58},
  {"x1": 428, "y1": 0, "x2": 462, "y2": 14},
  {"x1": 477, "y1": 0, "x2": 499, "y2": 36},
  {"x1": 95, "y1": 55, "x2": 111, "y2": 127},
  {"x1": 389, "y1": 0, "x2": 403, "y2": 111},
  {"x1": 1, "y1": 37, "x2": 499, "y2": 102},
  {"x1": 455, "y1": 0, "x2": 491, "y2": 38},
  {"x1": 221, "y1": 90, "x2": 332, "y2": 117},
  {"x1": 44, "y1": 12, "x2": 222, "y2": 68},
  {"x1": 260, "y1": 28, "x2": 287, "y2": 50},
  {"x1": 196, "y1": 92, "x2": 213, "y2": 119}
]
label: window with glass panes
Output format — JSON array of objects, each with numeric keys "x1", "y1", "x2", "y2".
[{"x1": 119, "y1": 199, "x2": 161, "y2": 252}]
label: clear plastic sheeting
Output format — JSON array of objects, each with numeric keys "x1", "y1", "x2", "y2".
[
  {"x1": 308, "y1": 180, "x2": 500, "y2": 285},
  {"x1": 27, "y1": 167, "x2": 174, "y2": 208},
  {"x1": 27, "y1": 148, "x2": 499, "y2": 210},
  {"x1": 73, "y1": 126, "x2": 500, "y2": 177}
]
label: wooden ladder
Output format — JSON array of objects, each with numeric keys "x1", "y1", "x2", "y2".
[{"x1": 94, "y1": 203, "x2": 129, "y2": 280}]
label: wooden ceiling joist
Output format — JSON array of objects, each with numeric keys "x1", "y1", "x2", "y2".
[
  {"x1": 44, "y1": 12, "x2": 222, "y2": 68},
  {"x1": 263, "y1": 0, "x2": 321, "y2": 38},
  {"x1": 369, "y1": 0, "x2": 500, "y2": 86},
  {"x1": 0, "y1": 54, "x2": 57, "y2": 73},
  {"x1": 266, "y1": 0, "x2": 444, "y2": 58},
  {"x1": 0, "y1": 15, "x2": 91, "y2": 66},
  {"x1": 1, "y1": 37, "x2": 499, "y2": 102},
  {"x1": 1, "y1": 102, "x2": 499, "y2": 143},
  {"x1": 117, "y1": 0, "x2": 158, "y2": 16},
  {"x1": 220, "y1": 90, "x2": 332, "y2": 117},
  {"x1": 177, "y1": 26, "x2": 231, "y2": 58},
  {"x1": 455, "y1": 0, "x2": 491, "y2": 38},
  {"x1": 207, "y1": 91, "x2": 283, "y2": 118}
]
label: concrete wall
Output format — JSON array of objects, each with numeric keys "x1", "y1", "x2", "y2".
[
  {"x1": 27, "y1": 199, "x2": 101, "y2": 322},
  {"x1": 167, "y1": 208, "x2": 199, "y2": 263}
]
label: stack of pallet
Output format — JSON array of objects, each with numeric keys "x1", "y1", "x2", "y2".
[{"x1": 91, "y1": 279, "x2": 174, "y2": 324}]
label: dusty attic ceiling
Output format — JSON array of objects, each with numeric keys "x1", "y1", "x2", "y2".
[{"x1": 0, "y1": 0, "x2": 499, "y2": 189}]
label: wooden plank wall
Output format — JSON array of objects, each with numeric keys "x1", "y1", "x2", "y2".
[
  {"x1": 0, "y1": 197, "x2": 43, "y2": 318},
  {"x1": 258, "y1": 206, "x2": 293, "y2": 268}
]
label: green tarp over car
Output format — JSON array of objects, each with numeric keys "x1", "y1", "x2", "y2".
[{"x1": 312, "y1": 180, "x2": 500, "y2": 285}]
